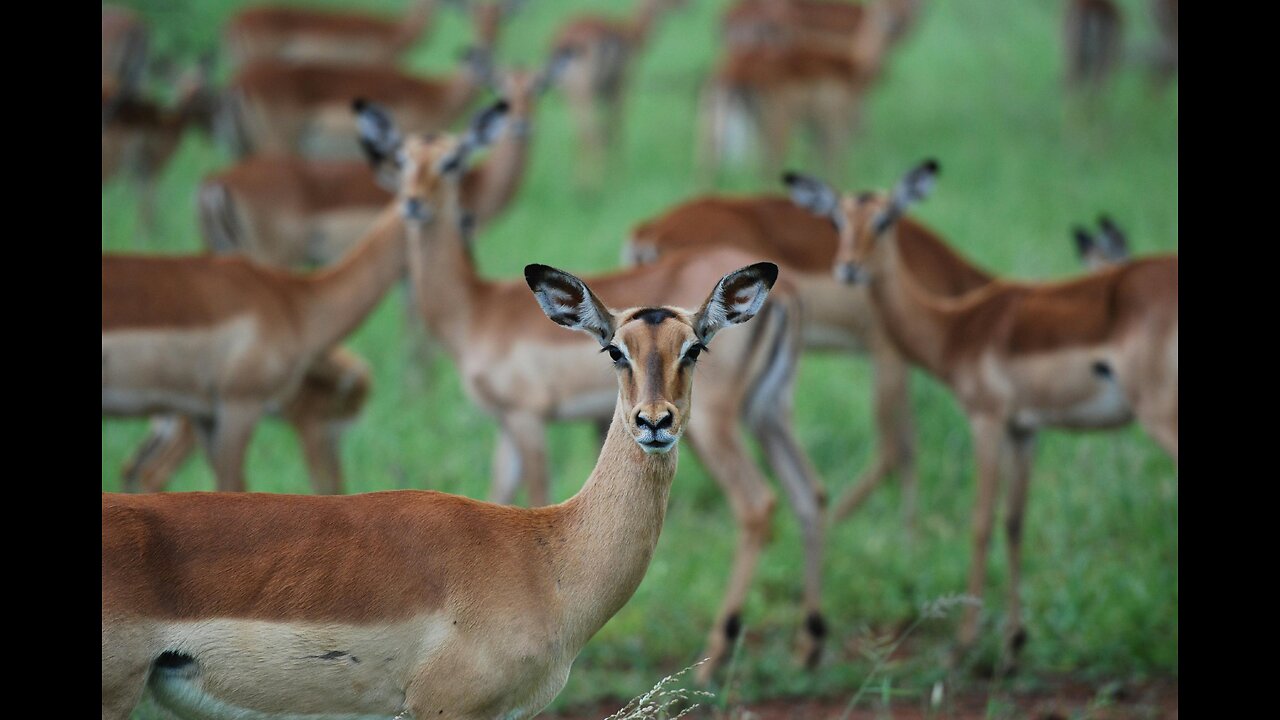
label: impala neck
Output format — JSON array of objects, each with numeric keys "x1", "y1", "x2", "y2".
[
  {"x1": 405, "y1": 181, "x2": 483, "y2": 355},
  {"x1": 463, "y1": 102, "x2": 532, "y2": 224},
  {"x1": 556, "y1": 399, "x2": 677, "y2": 650},
  {"x1": 867, "y1": 235, "x2": 960, "y2": 381},
  {"x1": 299, "y1": 206, "x2": 406, "y2": 353},
  {"x1": 394, "y1": 0, "x2": 437, "y2": 50}
]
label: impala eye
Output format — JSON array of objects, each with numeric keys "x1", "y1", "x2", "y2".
[
  {"x1": 683, "y1": 343, "x2": 707, "y2": 364},
  {"x1": 603, "y1": 345, "x2": 627, "y2": 366}
]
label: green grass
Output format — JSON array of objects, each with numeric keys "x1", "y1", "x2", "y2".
[{"x1": 103, "y1": 0, "x2": 1178, "y2": 714}]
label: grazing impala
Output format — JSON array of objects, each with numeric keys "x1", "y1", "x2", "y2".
[
  {"x1": 1064, "y1": 0, "x2": 1124, "y2": 92},
  {"x1": 202, "y1": 55, "x2": 568, "y2": 267},
  {"x1": 360, "y1": 102, "x2": 830, "y2": 679},
  {"x1": 101, "y1": 255, "x2": 778, "y2": 719},
  {"x1": 121, "y1": 345, "x2": 370, "y2": 495},
  {"x1": 788, "y1": 161, "x2": 1178, "y2": 668},
  {"x1": 224, "y1": 48, "x2": 492, "y2": 158},
  {"x1": 102, "y1": 101, "x2": 417, "y2": 493},
  {"x1": 699, "y1": 0, "x2": 897, "y2": 182},
  {"x1": 549, "y1": 0, "x2": 685, "y2": 185},
  {"x1": 1073, "y1": 215, "x2": 1130, "y2": 270},
  {"x1": 625, "y1": 186, "x2": 993, "y2": 527}
]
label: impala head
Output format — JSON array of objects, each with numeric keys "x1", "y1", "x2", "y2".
[
  {"x1": 1073, "y1": 214, "x2": 1131, "y2": 270},
  {"x1": 355, "y1": 98, "x2": 509, "y2": 222},
  {"x1": 488, "y1": 49, "x2": 573, "y2": 118},
  {"x1": 525, "y1": 262, "x2": 778, "y2": 454},
  {"x1": 783, "y1": 159, "x2": 939, "y2": 284}
]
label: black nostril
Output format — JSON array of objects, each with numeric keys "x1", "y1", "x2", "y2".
[
  {"x1": 635, "y1": 411, "x2": 653, "y2": 430},
  {"x1": 655, "y1": 413, "x2": 673, "y2": 430}
]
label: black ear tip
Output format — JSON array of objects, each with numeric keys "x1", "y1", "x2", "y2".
[
  {"x1": 524, "y1": 263, "x2": 552, "y2": 289},
  {"x1": 921, "y1": 158, "x2": 940, "y2": 174},
  {"x1": 781, "y1": 171, "x2": 801, "y2": 186},
  {"x1": 755, "y1": 262, "x2": 780, "y2": 287},
  {"x1": 1097, "y1": 213, "x2": 1116, "y2": 229},
  {"x1": 492, "y1": 99, "x2": 511, "y2": 114},
  {"x1": 352, "y1": 98, "x2": 369, "y2": 113}
]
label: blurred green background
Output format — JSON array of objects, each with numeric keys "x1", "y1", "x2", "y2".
[{"x1": 102, "y1": 0, "x2": 1178, "y2": 713}]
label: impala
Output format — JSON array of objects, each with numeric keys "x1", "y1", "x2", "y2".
[
  {"x1": 201, "y1": 54, "x2": 568, "y2": 267},
  {"x1": 1149, "y1": 0, "x2": 1177, "y2": 88},
  {"x1": 549, "y1": 0, "x2": 685, "y2": 185},
  {"x1": 102, "y1": 56, "x2": 218, "y2": 231},
  {"x1": 101, "y1": 254, "x2": 778, "y2": 719},
  {"x1": 102, "y1": 4, "x2": 148, "y2": 128},
  {"x1": 360, "y1": 102, "x2": 830, "y2": 679},
  {"x1": 223, "y1": 0, "x2": 522, "y2": 67},
  {"x1": 102, "y1": 100, "x2": 424, "y2": 493},
  {"x1": 1064, "y1": 0, "x2": 1124, "y2": 92},
  {"x1": 624, "y1": 185, "x2": 994, "y2": 527},
  {"x1": 120, "y1": 345, "x2": 370, "y2": 495},
  {"x1": 223, "y1": 47, "x2": 492, "y2": 158},
  {"x1": 722, "y1": 0, "x2": 922, "y2": 53},
  {"x1": 788, "y1": 160, "x2": 1178, "y2": 668},
  {"x1": 1073, "y1": 215, "x2": 1130, "y2": 270},
  {"x1": 699, "y1": 0, "x2": 897, "y2": 182}
]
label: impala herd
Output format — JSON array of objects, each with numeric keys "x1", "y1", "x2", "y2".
[{"x1": 101, "y1": 0, "x2": 1177, "y2": 717}]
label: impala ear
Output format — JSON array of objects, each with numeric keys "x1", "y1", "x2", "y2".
[
  {"x1": 1097, "y1": 214, "x2": 1130, "y2": 261},
  {"x1": 875, "y1": 158, "x2": 938, "y2": 233},
  {"x1": 525, "y1": 264, "x2": 616, "y2": 347},
  {"x1": 693, "y1": 262, "x2": 779, "y2": 344},
  {"x1": 782, "y1": 171, "x2": 842, "y2": 229},
  {"x1": 354, "y1": 98, "x2": 403, "y2": 168},
  {"x1": 438, "y1": 99, "x2": 510, "y2": 175},
  {"x1": 1072, "y1": 225, "x2": 1095, "y2": 260},
  {"x1": 537, "y1": 47, "x2": 575, "y2": 94}
]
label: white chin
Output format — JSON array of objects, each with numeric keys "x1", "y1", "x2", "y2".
[{"x1": 639, "y1": 440, "x2": 675, "y2": 455}]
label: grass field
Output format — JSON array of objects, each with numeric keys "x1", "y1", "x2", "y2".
[{"x1": 102, "y1": 0, "x2": 1178, "y2": 714}]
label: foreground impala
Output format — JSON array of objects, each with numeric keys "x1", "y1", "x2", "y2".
[
  {"x1": 101, "y1": 256, "x2": 777, "y2": 719},
  {"x1": 788, "y1": 160, "x2": 1178, "y2": 667},
  {"x1": 102, "y1": 101, "x2": 422, "y2": 492},
  {"x1": 363, "y1": 103, "x2": 829, "y2": 678},
  {"x1": 625, "y1": 189, "x2": 993, "y2": 526}
]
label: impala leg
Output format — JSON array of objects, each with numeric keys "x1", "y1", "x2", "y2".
[
  {"x1": 1000, "y1": 428, "x2": 1035, "y2": 674},
  {"x1": 489, "y1": 412, "x2": 549, "y2": 507},
  {"x1": 122, "y1": 414, "x2": 197, "y2": 493},
  {"x1": 101, "y1": 627, "x2": 153, "y2": 720},
  {"x1": 754, "y1": 411, "x2": 828, "y2": 669},
  {"x1": 686, "y1": 422, "x2": 777, "y2": 684},
  {"x1": 290, "y1": 416, "x2": 346, "y2": 495},
  {"x1": 205, "y1": 402, "x2": 264, "y2": 493},
  {"x1": 955, "y1": 414, "x2": 1005, "y2": 656},
  {"x1": 757, "y1": 100, "x2": 792, "y2": 183}
]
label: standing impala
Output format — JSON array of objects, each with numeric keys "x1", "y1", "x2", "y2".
[
  {"x1": 362, "y1": 102, "x2": 830, "y2": 679},
  {"x1": 120, "y1": 345, "x2": 371, "y2": 495},
  {"x1": 788, "y1": 161, "x2": 1178, "y2": 668},
  {"x1": 224, "y1": 0, "x2": 440, "y2": 66},
  {"x1": 722, "y1": 0, "x2": 922, "y2": 53},
  {"x1": 224, "y1": 47, "x2": 492, "y2": 158},
  {"x1": 102, "y1": 253, "x2": 778, "y2": 719},
  {"x1": 102, "y1": 101, "x2": 416, "y2": 493},
  {"x1": 624, "y1": 188, "x2": 993, "y2": 526},
  {"x1": 699, "y1": 0, "x2": 898, "y2": 182},
  {"x1": 549, "y1": 0, "x2": 685, "y2": 185},
  {"x1": 201, "y1": 55, "x2": 568, "y2": 267},
  {"x1": 1064, "y1": 0, "x2": 1124, "y2": 93}
]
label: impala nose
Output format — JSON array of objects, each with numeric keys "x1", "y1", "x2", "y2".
[
  {"x1": 834, "y1": 261, "x2": 863, "y2": 285},
  {"x1": 635, "y1": 409, "x2": 673, "y2": 432}
]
